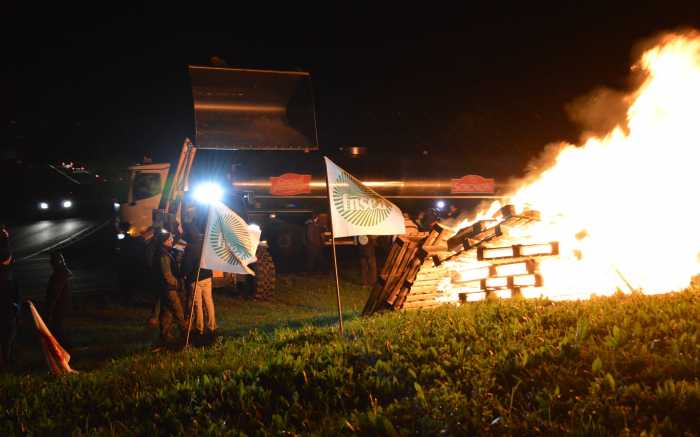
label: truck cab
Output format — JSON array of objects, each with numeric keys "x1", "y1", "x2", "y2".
[{"x1": 118, "y1": 163, "x2": 171, "y2": 236}]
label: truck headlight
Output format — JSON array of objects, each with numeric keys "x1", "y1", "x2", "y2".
[
  {"x1": 62, "y1": 200, "x2": 73, "y2": 209},
  {"x1": 193, "y1": 182, "x2": 223, "y2": 204},
  {"x1": 39, "y1": 202, "x2": 49, "y2": 210}
]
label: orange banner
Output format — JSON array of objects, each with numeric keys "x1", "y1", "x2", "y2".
[
  {"x1": 451, "y1": 175, "x2": 495, "y2": 194},
  {"x1": 27, "y1": 300, "x2": 76, "y2": 375},
  {"x1": 270, "y1": 173, "x2": 312, "y2": 195}
]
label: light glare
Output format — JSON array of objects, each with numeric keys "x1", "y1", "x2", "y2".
[{"x1": 193, "y1": 183, "x2": 224, "y2": 204}]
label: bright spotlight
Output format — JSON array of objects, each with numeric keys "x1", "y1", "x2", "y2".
[
  {"x1": 436, "y1": 200, "x2": 445, "y2": 209},
  {"x1": 193, "y1": 183, "x2": 223, "y2": 204},
  {"x1": 39, "y1": 202, "x2": 49, "y2": 210},
  {"x1": 62, "y1": 200, "x2": 73, "y2": 209}
]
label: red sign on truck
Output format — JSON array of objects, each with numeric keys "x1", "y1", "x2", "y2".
[
  {"x1": 451, "y1": 175, "x2": 495, "y2": 194},
  {"x1": 270, "y1": 173, "x2": 312, "y2": 195}
]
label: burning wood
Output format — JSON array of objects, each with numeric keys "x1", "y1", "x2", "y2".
[
  {"x1": 477, "y1": 242, "x2": 559, "y2": 260},
  {"x1": 365, "y1": 31, "x2": 700, "y2": 313},
  {"x1": 363, "y1": 204, "x2": 560, "y2": 314}
]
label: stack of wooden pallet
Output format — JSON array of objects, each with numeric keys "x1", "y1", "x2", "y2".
[{"x1": 362, "y1": 205, "x2": 561, "y2": 315}]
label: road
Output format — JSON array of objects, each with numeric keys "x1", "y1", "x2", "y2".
[
  {"x1": 8, "y1": 218, "x2": 116, "y2": 299},
  {"x1": 10, "y1": 218, "x2": 99, "y2": 260}
]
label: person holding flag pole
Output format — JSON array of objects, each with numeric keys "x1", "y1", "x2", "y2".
[
  {"x1": 323, "y1": 157, "x2": 406, "y2": 334},
  {"x1": 184, "y1": 183, "x2": 261, "y2": 347}
]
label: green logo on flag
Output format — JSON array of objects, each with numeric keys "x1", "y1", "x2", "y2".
[
  {"x1": 333, "y1": 170, "x2": 393, "y2": 227},
  {"x1": 208, "y1": 210, "x2": 252, "y2": 267}
]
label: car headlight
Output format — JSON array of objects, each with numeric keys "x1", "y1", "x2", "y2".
[
  {"x1": 39, "y1": 202, "x2": 49, "y2": 210},
  {"x1": 113, "y1": 202, "x2": 120, "y2": 210},
  {"x1": 62, "y1": 200, "x2": 73, "y2": 209},
  {"x1": 117, "y1": 232, "x2": 126, "y2": 240}
]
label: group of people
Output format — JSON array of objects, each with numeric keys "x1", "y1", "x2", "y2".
[
  {"x1": 117, "y1": 206, "x2": 218, "y2": 349},
  {"x1": 415, "y1": 204, "x2": 464, "y2": 231},
  {"x1": 303, "y1": 213, "x2": 382, "y2": 287},
  {"x1": 301, "y1": 204, "x2": 463, "y2": 289},
  {"x1": 1, "y1": 223, "x2": 74, "y2": 370},
  {"x1": 152, "y1": 225, "x2": 216, "y2": 348},
  {"x1": 2, "y1": 201, "x2": 466, "y2": 366}
]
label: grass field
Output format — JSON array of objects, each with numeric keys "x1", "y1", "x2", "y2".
[
  {"x1": 2, "y1": 275, "x2": 700, "y2": 435},
  {"x1": 8, "y1": 271, "x2": 369, "y2": 372}
]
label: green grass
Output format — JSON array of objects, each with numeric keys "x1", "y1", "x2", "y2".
[
  {"x1": 9, "y1": 271, "x2": 369, "y2": 372},
  {"x1": 2, "y1": 280, "x2": 700, "y2": 435}
]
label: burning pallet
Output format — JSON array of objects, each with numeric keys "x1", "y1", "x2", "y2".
[{"x1": 362, "y1": 205, "x2": 560, "y2": 315}]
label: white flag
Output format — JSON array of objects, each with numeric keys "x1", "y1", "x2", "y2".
[
  {"x1": 325, "y1": 157, "x2": 405, "y2": 238},
  {"x1": 200, "y1": 201, "x2": 261, "y2": 275}
]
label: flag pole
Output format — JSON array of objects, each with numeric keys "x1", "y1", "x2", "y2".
[
  {"x1": 324, "y1": 159, "x2": 344, "y2": 334},
  {"x1": 185, "y1": 204, "x2": 210, "y2": 348},
  {"x1": 185, "y1": 266, "x2": 202, "y2": 348}
]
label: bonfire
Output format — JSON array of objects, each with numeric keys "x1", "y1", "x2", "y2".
[{"x1": 364, "y1": 31, "x2": 700, "y2": 314}]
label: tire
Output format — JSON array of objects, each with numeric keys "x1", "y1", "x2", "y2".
[{"x1": 252, "y1": 244, "x2": 276, "y2": 299}]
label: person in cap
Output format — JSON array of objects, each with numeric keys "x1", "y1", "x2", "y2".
[{"x1": 153, "y1": 229, "x2": 187, "y2": 347}]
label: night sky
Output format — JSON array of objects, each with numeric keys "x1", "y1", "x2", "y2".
[{"x1": 4, "y1": 2, "x2": 700, "y2": 180}]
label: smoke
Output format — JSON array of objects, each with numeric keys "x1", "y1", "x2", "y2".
[
  {"x1": 508, "y1": 29, "x2": 697, "y2": 195},
  {"x1": 564, "y1": 87, "x2": 630, "y2": 140},
  {"x1": 466, "y1": 29, "x2": 699, "y2": 222}
]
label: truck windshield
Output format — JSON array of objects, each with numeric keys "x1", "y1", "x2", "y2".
[{"x1": 133, "y1": 172, "x2": 162, "y2": 201}]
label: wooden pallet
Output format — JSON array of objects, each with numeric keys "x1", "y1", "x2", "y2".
[{"x1": 362, "y1": 205, "x2": 561, "y2": 314}]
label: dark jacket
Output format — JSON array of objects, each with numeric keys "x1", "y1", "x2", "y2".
[
  {"x1": 154, "y1": 247, "x2": 180, "y2": 293},
  {"x1": 181, "y1": 233, "x2": 212, "y2": 285},
  {"x1": 305, "y1": 219, "x2": 324, "y2": 248},
  {"x1": 46, "y1": 265, "x2": 72, "y2": 322},
  {"x1": 1, "y1": 232, "x2": 19, "y2": 325},
  {"x1": 357, "y1": 236, "x2": 376, "y2": 258}
]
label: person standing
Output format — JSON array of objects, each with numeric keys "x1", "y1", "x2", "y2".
[
  {"x1": 45, "y1": 252, "x2": 72, "y2": 348},
  {"x1": 357, "y1": 235, "x2": 378, "y2": 287},
  {"x1": 181, "y1": 222, "x2": 216, "y2": 344},
  {"x1": 446, "y1": 204, "x2": 461, "y2": 219},
  {"x1": 115, "y1": 222, "x2": 140, "y2": 306},
  {"x1": 304, "y1": 213, "x2": 325, "y2": 273},
  {"x1": 154, "y1": 230, "x2": 187, "y2": 347},
  {"x1": 143, "y1": 228, "x2": 160, "y2": 327},
  {"x1": 1, "y1": 224, "x2": 18, "y2": 369},
  {"x1": 418, "y1": 208, "x2": 439, "y2": 231}
]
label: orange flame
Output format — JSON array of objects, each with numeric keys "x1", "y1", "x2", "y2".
[{"x1": 459, "y1": 31, "x2": 700, "y2": 299}]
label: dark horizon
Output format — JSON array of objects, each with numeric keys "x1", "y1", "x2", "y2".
[{"x1": 4, "y1": 3, "x2": 700, "y2": 179}]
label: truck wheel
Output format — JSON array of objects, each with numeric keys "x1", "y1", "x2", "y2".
[{"x1": 253, "y1": 244, "x2": 276, "y2": 299}]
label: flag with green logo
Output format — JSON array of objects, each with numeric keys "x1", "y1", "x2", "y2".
[
  {"x1": 200, "y1": 201, "x2": 261, "y2": 275},
  {"x1": 324, "y1": 157, "x2": 405, "y2": 238}
]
